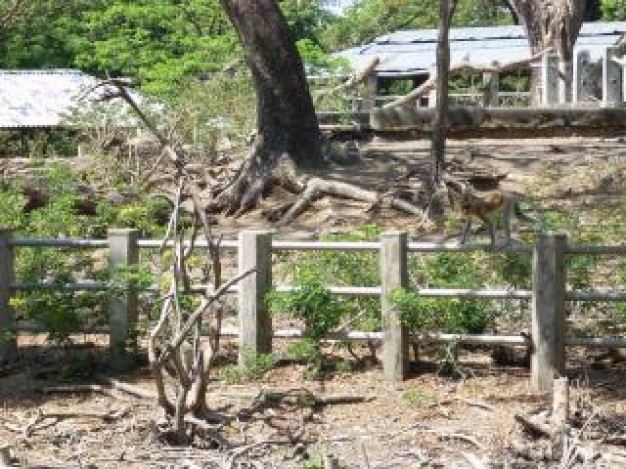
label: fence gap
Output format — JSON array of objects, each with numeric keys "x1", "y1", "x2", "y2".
[
  {"x1": 238, "y1": 231, "x2": 272, "y2": 364},
  {"x1": 0, "y1": 227, "x2": 16, "y2": 363},
  {"x1": 108, "y1": 228, "x2": 139, "y2": 370},
  {"x1": 531, "y1": 233, "x2": 567, "y2": 393},
  {"x1": 380, "y1": 231, "x2": 409, "y2": 382}
]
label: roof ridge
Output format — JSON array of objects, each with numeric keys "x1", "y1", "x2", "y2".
[{"x1": 0, "y1": 69, "x2": 87, "y2": 75}]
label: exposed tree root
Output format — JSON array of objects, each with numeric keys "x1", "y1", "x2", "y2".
[
  {"x1": 211, "y1": 141, "x2": 305, "y2": 217},
  {"x1": 277, "y1": 176, "x2": 426, "y2": 226},
  {"x1": 211, "y1": 140, "x2": 427, "y2": 225}
]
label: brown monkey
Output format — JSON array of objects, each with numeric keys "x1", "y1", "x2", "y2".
[{"x1": 459, "y1": 187, "x2": 539, "y2": 248}]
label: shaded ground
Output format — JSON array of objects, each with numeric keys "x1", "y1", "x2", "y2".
[
  {"x1": 215, "y1": 135, "x2": 626, "y2": 242},
  {"x1": 1, "y1": 337, "x2": 626, "y2": 468},
  {"x1": 1, "y1": 136, "x2": 626, "y2": 467}
]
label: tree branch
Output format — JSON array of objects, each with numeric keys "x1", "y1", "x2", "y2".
[{"x1": 382, "y1": 48, "x2": 552, "y2": 110}]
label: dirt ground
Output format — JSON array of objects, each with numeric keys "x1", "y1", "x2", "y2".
[
  {"x1": 1, "y1": 135, "x2": 626, "y2": 468},
  {"x1": 213, "y1": 135, "x2": 626, "y2": 241}
]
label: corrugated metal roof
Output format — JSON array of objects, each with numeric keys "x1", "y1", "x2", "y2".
[
  {"x1": 0, "y1": 69, "x2": 138, "y2": 128},
  {"x1": 336, "y1": 21, "x2": 626, "y2": 77}
]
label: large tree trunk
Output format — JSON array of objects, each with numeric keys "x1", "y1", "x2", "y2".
[
  {"x1": 431, "y1": 0, "x2": 457, "y2": 186},
  {"x1": 213, "y1": 0, "x2": 324, "y2": 215},
  {"x1": 220, "y1": 0, "x2": 322, "y2": 169},
  {"x1": 210, "y1": 0, "x2": 426, "y2": 222},
  {"x1": 507, "y1": 0, "x2": 587, "y2": 103}
]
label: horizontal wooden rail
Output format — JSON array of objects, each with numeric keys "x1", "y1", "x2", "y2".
[
  {"x1": 136, "y1": 239, "x2": 239, "y2": 249},
  {"x1": 12, "y1": 280, "x2": 625, "y2": 302},
  {"x1": 9, "y1": 238, "x2": 109, "y2": 248},
  {"x1": 567, "y1": 290, "x2": 626, "y2": 302},
  {"x1": 566, "y1": 244, "x2": 626, "y2": 255},
  {"x1": 9, "y1": 237, "x2": 625, "y2": 256},
  {"x1": 12, "y1": 281, "x2": 109, "y2": 292},
  {"x1": 2, "y1": 229, "x2": 626, "y2": 392},
  {"x1": 20, "y1": 322, "x2": 624, "y2": 350},
  {"x1": 217, "y1": 327, "x2": 626, "y2": 348}
]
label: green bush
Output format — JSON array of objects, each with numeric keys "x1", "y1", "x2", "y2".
[
  {"x1": 219, "y1": 347, "x2": 279, "y2": 384},
  {"x1": 268, "y1": 277, "x2": 343, "y2": 376},
  {"x1": 397, "y1": 252, "x2": 495, "y2": 335},
  {"x1": 275, "y1": 224, "x2": 381, "y2": 333}
]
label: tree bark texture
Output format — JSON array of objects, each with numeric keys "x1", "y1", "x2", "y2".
[
  {"x1": 431, "y1": 0, "x2": 457, "y2": 185},
  {"x1": 220, "y1": 0, "x2": 323, "y2": 169},
  {"x1": 507, "y1": 0, "x2": 587, "y2": 102}
]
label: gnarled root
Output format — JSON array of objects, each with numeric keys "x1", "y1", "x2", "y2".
[
  {"x1": 277, "y1": 177, "x2": 427, "y2": 226},
  {"x1": 211, "y1": 144, "x2": 304, "y2": 217},
  {"x1": 212, "y1": 139, "x2": 427, "y2": 224}
]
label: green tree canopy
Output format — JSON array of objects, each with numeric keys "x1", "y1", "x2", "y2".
[{"x1": 320, "y1": 0, "x2": 514, "y2": 51}]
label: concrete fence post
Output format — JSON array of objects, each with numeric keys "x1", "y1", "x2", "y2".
[
  {"x1": 0, "y1": 228, "x2": 16, "y2": 364},
  {"x1": 573, "y1": 49, "x2": 594, "y2": 104},
  {"x1": 361, "y1": 74, "x2": 378, "y2": 111},
  {"x1": 482, "y1": 61, "x2": 499, "y2": 107},
  {"x1": 558, "y1": 58, "x2": 573, "y2": 104},
  {"x1": 531, "y1": 233, "x2": 567, "y2": 393},
  {"x1": 380, "y1": 231, "x2": 409, "y2": 382},
  {"x1": 108, "y1": 228, "x2": 139, "y2": 370},
  {"x1": 238, "y1": 231, "x2": 272, "y2": 364},
  {"x1": 603, "y1": 46, "x2": 622, "y2": 105},
  {"x1": 541, "y1": 53, "x2": 560, "y2": 106}
]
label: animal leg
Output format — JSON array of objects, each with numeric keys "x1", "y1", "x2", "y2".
[
  {"x1": 460, "y1": 218, "x2": 472, "y2": 244},
  {"x1": 479, "y1": 214, "x2": 496, "y2": 250}
]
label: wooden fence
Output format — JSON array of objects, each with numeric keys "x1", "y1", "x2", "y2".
[{"x1": 1, "y1": 228, "x2": 626, "y2": 392}]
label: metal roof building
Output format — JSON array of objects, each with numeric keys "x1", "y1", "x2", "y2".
[
  {"x1": 0, "y1": 69, "x2": 139, "y2": 129},
  {"x1": 336, "y1": 21, "x2": 626, "y2": 77}
]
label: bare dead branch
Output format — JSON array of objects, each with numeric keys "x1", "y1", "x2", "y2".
[
  {"x1": 96, "y1": 375, "x2": 157, "y2": 401},
  {"x1": 314, "y1": 56, "x2": 380, "y2": 101},
  {"x1": 162, "y1": 267, "x2": 256, "y2": 360},
  {"x1": 382, "y1": 48, "x2": 553, "y2": 110},
  {"x1": 277, "y1": 176, "x2": 426, "y2": 226}
]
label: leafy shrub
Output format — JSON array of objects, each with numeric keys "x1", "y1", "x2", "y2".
[
  {"x1": 275, "y1": 224, "x2": 381, "y2": 333},
  {"x1": 392, "y1": 289, "x2": 491, "y2": 335},
  {"x1": 219, "y1": 348, "x2": 279, "y2": 384},
  {"x1": 268, "y1": 277, "x2": 344, "y2": 376},
  {"x1": 398, "y1": 252, "x2": 495, "y2": 335}
]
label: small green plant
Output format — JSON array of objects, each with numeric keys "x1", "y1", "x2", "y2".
[
  {"x1": 391, "y1": 288, "x2": 491, "y2": 336},
  {"x1": 21, "y1": 288, "x2": 81, "y2": 345},
  {"x1": 268, "y1": 277, "x2": 344, "y2": 377},
  {"x1": 275, "y1": 224, "x2": 382, "y2": 334},
  {"x1": 108, "y1": 263, "x2": 156, "y2": 293},
  {"x1": 0, "y1": 326, "x2": 16, "y2": 345},
  {"x1": 219, "y1": 348, "x2": 279, "y2": 384},
  {"x1": 402, "y1": 388, "x2": 436, "y2": 407},
  {"x1": 300, "y1": 454, "x2": 324, "y2": 469}
]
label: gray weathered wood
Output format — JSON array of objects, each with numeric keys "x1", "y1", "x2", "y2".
[
  {"x1": 573, "y1": 49, "x2": 595, "y2": 104},
  {"x1": 108, "y1": 229, "x2": 139, "y2": 370},
  {"x1": 603, "y1": 46, "x2": 622, "y2": 105},
  {"x1": 558, "y1": 57, "x2": 572, "y2": 104},
  {"x1": 0, "y1": 228, "x2": 16, "y2": 363},
  {"x1": 238, "y1": 231, "x2": 272, "y2": 363},
  {"x1": 482, "y1": 61, "x2": 499, "y2": 107},
  {"x1": 531, "y1": 233, "x2": 567, "y2": 393},
  {"x1": 542, "y1": 53, "x2": 560, "y2": 106},
  {"x1": 380, "y1": 231, "x2": 409, "y2": 382},
  {"x1": 361, "y1": 74, "x2": 378, "y2": 111},
  {"x1": 552, "y1": 377, "x2": 569, "y2": 428},
  {"x1": 370, "y1": 105, "x2": 626, "y2": 132}
]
